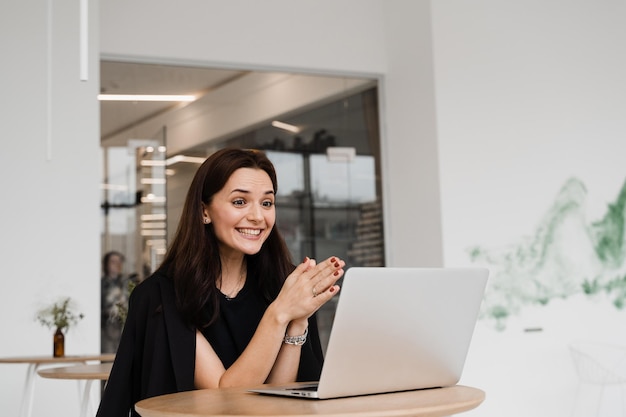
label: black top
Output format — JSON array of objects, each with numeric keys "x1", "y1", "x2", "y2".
[
  {"x1": 203, "y1": 276, "x2": 268, "y2": 368},
  {"x1": 201, "y1": 274, "x2": 324, "y2": 381},
  {"x1": 97, "y1": 270, "x2": 324, "y2": 417}
]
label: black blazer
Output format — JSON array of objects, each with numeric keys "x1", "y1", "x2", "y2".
[
  {"x1": 97, "y1": 272, "x2": 195, "y2": 417},
  {"x1": 97, "y1": 270, "x2": 324, "y2": 417}
]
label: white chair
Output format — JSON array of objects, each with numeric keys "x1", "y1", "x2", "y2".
[{"x1": 569, "y1": 341, "x2": 626, "y2": 416}]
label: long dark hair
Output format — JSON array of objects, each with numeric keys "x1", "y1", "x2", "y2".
[{"x1": 157, "y1": 148, "x2": 293, "y2": 327}]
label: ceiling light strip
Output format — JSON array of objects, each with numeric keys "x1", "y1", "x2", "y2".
[
  {"x1": 140, "y1": 160, "x2": 167, "y2": 167},
  {"x1": 141, "y1": 214, "x2": 167, "y2": 221},
  {"x1": 271, "y1": 120, "x2": 300, "y2": 134},
  {"x1": 141, "y1": 178, "x2": 167, "y2": 185},
  {"x1": 141, "y1": 195, "x2": 167, "y2": 204},
  {"x1": 98, "y1": 94, "x2": 196, "y2": 102},
  {"x1": 166, "y1": 155, "x2": 207, "y2": 166},
  {"x1": 141, "y1": 222, "x2": 167, "y2": 229},
  {"x1": 141, "y1": 230, "x2": 167, "y2": 237}
]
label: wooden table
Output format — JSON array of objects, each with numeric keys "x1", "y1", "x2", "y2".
[
  {"x1": 37, "y1": 362, "x2": 113, "y2": 380},
  {"x1": 38, "y1": 363, "x2": 113, "y2": 417},
  {"x1": 0, "y1": 354, "x2": 115, "y2": 417},
  {"x1": 135, "y1": 384, "x2": 485, "y2": 417}
]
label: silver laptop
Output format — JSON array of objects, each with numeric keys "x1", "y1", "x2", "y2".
[{"x1": 250, "y1": 266, "x2": 489, "y2": 399}]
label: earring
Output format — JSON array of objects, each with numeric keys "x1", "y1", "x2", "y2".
[{"x1": 204, "y1": 218, "x2": 210, "y2": 224}]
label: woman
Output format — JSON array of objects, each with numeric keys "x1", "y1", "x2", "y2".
[
  {"x1": 97, "y1": 148, "x2": 344, "y2": 417},
  {"x1": 100, "y1": 250, "x2": 129, "y2": 354}
]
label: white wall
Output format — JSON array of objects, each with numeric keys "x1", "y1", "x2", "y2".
[
  {"x1": 432, "y1": 1, "x2": 626, "y2": 416},
  {"x1": 100, "y1": 0, "x2": 388, "y2": 76},
  {"x1": 0, "y1": 1, "x2": 101, "y2": 416},
  {"x1": 381, "y1": 0, "x2": 444, "y2": 266}
]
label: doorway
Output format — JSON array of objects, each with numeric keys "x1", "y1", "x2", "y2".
[{"x1": 99, "y1": 60, "x2": 385, "y2": 351}]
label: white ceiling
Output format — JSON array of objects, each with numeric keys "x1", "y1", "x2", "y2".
[
  {"x1": 99, "y1": 60, "x2": 377, "y2": 155},
  {"x1": 100, "y1": 61, "x2": 247, "y2": 141}
]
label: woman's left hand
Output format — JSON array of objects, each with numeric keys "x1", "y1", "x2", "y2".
[{"x1": 270, "y1": 256, "x2": 345, "y2": 325}]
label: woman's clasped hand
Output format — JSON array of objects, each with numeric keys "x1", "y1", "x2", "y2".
[{"x1": 273, "y1": 255, "x2": 344, "y2": 323}]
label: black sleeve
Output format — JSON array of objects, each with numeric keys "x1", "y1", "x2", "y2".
[
  {"x1": 97, "y1": 274, "x2": 196, "y2": 417},
  {"x1": 296, "y1": 312, "x2": 325, "y2": 381},
  {"x1": 97, "y1": 279, "x2": 148, "y2": 417}
]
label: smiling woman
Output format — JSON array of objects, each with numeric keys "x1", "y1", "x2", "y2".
[{"x1": 97, "y1": 148, "x2": 346, "y2": 417}]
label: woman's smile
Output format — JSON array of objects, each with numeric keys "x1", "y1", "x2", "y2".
[{"x1": 237, "y1": 227, "x2": 262, "y2": 237}]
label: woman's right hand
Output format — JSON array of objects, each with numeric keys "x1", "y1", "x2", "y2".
[{"x1": 269, "y1": 256, "x2": 345, "y2": 325}]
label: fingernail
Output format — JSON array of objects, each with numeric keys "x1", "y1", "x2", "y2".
[
  {"x1": 334, "y1": 262, "x2": 339, "y2": 268},
  {"x1": 331, "y1": 257, "x2": 337, "y2": 263},
  {"x1": 329, "y1": 286, "x2": 335, "y2": 293},
  {"x1": 334, "y1": 270, "x2": 340, "y2": 276}
]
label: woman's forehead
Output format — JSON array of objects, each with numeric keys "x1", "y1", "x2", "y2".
[{"x1": 223, "y1": 168, "x2": 274, "y2": 192}]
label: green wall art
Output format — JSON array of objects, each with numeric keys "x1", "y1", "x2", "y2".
[{"x1": 468, "y1": 177, "x2": 626, "y2": 330}]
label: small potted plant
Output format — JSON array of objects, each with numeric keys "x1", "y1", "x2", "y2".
[{"x1": 36, "y1": 297, "x2": 84, "y2": 357}]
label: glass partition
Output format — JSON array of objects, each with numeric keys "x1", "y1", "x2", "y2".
[
  {"x1": 101, "y1": 83, "x2": 383, "y2": 352},
  {"x1": 101, "y1": 129, "x2": 167, "y2": 282}
]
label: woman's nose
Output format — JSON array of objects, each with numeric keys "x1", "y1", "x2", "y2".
[{"x1": 247, "y1": 204, "x2": 263, "y2": 221}]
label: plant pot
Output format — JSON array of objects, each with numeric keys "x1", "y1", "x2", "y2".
[{"x1": 53, "y1": 328, "x2": 65, "y2": 357}]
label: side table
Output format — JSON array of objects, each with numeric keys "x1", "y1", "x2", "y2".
[
  {"x1": 38, "y1": 362, "x2": 113, "y2": 417},
  {"x1": 0, "y1": 354, "x2": 115, "y2": 417}
]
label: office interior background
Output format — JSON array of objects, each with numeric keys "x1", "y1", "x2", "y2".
[{"x1": 2, "y1": 1, "x2": 626, "y2": 416}]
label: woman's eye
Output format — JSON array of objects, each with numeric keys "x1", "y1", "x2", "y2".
[
  {"x1": 233, "y1": 199, "x2": 245, "y2": 206},
  {"x1": 262, "y1": 200, "x2": 274, "y2": 208}
]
